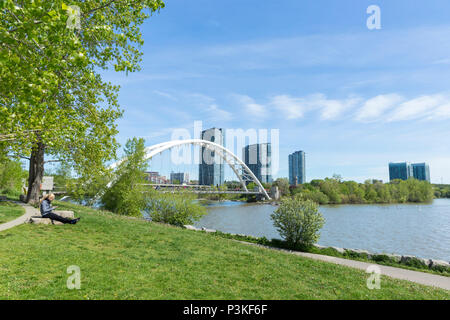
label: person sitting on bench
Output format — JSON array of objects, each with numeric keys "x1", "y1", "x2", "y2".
[{"x1": 40, "y1": 193, "x2": 80, "y2": 224}]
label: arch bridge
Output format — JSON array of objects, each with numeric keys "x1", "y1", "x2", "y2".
[{"x1": 109, "y1": 139, "x2": 271, "y2": 200}]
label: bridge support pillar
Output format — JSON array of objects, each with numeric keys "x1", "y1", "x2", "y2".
[{"x1": 270, "y1": 186, "x2": 280, "y2": 200}]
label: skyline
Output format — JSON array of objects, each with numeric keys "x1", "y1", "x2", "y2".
[{"x1": 101, "y1": 0, "x2": 450, "y2": 183}]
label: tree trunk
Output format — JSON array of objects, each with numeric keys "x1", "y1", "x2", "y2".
[{"x1": 26, "y1": 141, "x2": 45, "y2": 204}]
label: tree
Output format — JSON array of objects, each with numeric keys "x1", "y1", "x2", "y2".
[
  {"x1": 101, "y1": 137, "x2": 148, "y2": 216},
  {"x1": 271, "y1": 197, "x2": 325, "y2": 248},
  {"x1": 272, "y1": 178, "x2": 290, "y2": 197},
  {"x1": 0, "y1": 0, "x2": 165, "y2": 203}
]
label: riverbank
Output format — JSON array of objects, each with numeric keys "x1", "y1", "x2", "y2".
[
  {"x1": 0, "y1": 201, "x2": 448, "y2": 299},
  {"x1": 195, "y1": 229, "x2": 450, "y2": 277},
  {"x1": 198, "y1": 199, "x2": 450, "y2": 262}
]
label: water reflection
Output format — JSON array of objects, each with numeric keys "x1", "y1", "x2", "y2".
[{"x1": 195, "y1": 199, "x2": 450, "y2": 261}]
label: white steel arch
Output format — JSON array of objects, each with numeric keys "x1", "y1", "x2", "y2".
[{"x1": 109, "y1": 139, "x2": 271, "y2": 200}]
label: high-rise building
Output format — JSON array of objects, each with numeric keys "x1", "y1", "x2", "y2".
[
  {"x1": 389, "y1": 162, "x2": 413, "y2": 181},
  {"x1": 170, "y1": 172, "x2": 189, "y2": 184},
  {"x1": 412, "y1": 163, "x2": 430, "y2": 182},
  {"x1": 289, "y1": 151, "x2": 306, "y2": 185},
  {"x1": 199, "y1": 128, "x2": 224, "y2": 186},
  {"x1": 242, "y1": 143, "x2": 272, "y2": 184}
]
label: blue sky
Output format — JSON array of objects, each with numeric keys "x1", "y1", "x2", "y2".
[{"x1": 103, "y1": 0, "x2": 450, "y2": 183}]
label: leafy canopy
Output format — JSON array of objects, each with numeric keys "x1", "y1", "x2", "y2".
[{"x1": 0, "y1": 0, "x2": 164, "y2": 175}]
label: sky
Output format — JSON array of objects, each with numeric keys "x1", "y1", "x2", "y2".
[{"x1": 102, "y1": 0, "x2": 450, "y2": 183}]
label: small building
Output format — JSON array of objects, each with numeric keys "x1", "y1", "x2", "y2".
[{"x1": 170, "y1": 172, "x2": 189, "y2": 185}]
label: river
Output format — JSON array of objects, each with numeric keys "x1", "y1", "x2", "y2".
[{"x1": 194, "y1": 199, "x2": 450, "y2": 261}]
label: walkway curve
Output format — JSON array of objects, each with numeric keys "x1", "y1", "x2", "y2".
[
  {"x1": 237, "y1": 241, "x2": 450, "y2": 291},
  {"x1": 0, "y1": 202, "x2": 38, "y2": 232}
]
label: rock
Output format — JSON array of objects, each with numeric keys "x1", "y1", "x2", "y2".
[
  {"x1": 385, "y1": 253, "x2": 402, "y2": 263},
  {"x1": 201, "y1": 227, "x2": 216, "y2": 233},
  {"x1": 429, "y1": 259, "x2": 450, "y2": 270},
  {"x1": 345, "y1": 248, "x2": 372, "y2": 258},
  {"x1": 53, "y1": 210, "x2": 75, "y2": 219},
  {"x1": 330, "y1": 246, "x2": 345, "y2": 254},
  {"x1": 372, "y1": 253, "x2": 402, "y2": 263},
  {"x1": 184, "y1": 225, "x2": 199, "y2": 231},
  {"x1": 313, "y1": 244, "x2": 327, "y2": 250},
  {"x1": 400, "y1": 255, "x2": 428, "y2": 267},
  {"x1": 29, "y1": 217, "x2": 64, "y2": 225},
  {"x1": 0, "y1": 195, "x2": 7, "y2": 201}
]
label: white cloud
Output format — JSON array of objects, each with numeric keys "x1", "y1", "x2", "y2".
[
  {"x1": 206, "y1": 104, "x2": 233, "y2": 122},
  {"x1": 270, "y1": 93, "x2": 360, "y2": 120},
  {"x1": 429, "y1": 103, "x2": 450, "y2": 120},
  {"x1": 270, "y1": 95, "x2": 308, "y2": 119},
  {"x1": 232, "y1": 94, "x2": 266, "y2": 118},
  {"x1": 153, "y1": 90, "x2": 178, "y2": 101},
  {"x1": 318, "y1": 95, "x2": 361, "y2": 120},
  {"x1": 355, "y1": 94, "x2": 404, "y2": 122},
  {"x1": 387, "y1": 94, "x2": 446, "y2": 122}
]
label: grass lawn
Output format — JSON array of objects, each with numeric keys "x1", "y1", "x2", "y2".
[
  {"x1": 0, "y1": 201, "x2": 25, "y2": 224},
  {"x1": 0, "y1": 201, "x2": 448, "y2": 300}
]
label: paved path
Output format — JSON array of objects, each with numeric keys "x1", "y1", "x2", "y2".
[
  {"x1": 0, "y1": 202, "x2": 38, "y2": 232},
  {"x1": 237, "y1": 241, "x2": 450, "y2": 291}
]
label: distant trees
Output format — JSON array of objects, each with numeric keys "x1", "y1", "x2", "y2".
[
  {"x1": 433, "y1": 184, "x2": 450, "y2": 199},
  {"x1": 288, "y1": 178, "x2": 434, "y2": 204}
]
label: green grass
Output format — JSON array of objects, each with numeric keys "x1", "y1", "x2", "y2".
[
  {"x1": 210, "y1": 232, "x2": 450, "y2": 277},
  {"x1": 0, "y1": 201, "x2": 25, "y2": 224},
  {"x1": 0, "y1": 201, "x2": 448, "y2": 300}
]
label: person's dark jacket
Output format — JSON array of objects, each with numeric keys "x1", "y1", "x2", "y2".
[{"x1": 40, "y1": 199, "x2": 55, "y2": 216}]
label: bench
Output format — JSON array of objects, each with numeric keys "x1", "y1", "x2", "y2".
[{"x1": 29, "y1": 210, "x2": 75, "y2": 225}]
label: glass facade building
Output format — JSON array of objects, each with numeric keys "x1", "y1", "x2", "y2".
[
  {"x1": 242, "y1": 143, "x2": 272, "y2": 184},
  {"x1": 412, "y1": 163, "x2": 430, "y2": 182},
  {"x1": 389, "y1": 162, "x2": 413, "y2": 181},
  {"x1": 170, "y1": 172, "x2": 189, "y2": 184},
  {"x1": 389, "y1": 162, "x2": 431, "y2": 182},
  {"x1": 289, "y1": 151, "x2": 306, "y2": 185},
  {"x1": 199, "y1": 128, "x2": 225, "y2": 186}
]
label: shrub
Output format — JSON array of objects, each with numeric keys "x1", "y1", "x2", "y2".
[
  {"x1": 146, "y1": 192, "x2": 207, "y2": 227},
  {"x1": 0, "y1": 157, "x2": 27, "y2": 194},
  {"x1": 101, "y1": 137, "x2": 148, "y2": 217},
  {"x1": 270, "y1": 197, "x2": 325, "y2": 248}
]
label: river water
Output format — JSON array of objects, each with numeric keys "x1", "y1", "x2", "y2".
[{"x1": 194, "y1": 199, "x2": 450, "y2": 261}]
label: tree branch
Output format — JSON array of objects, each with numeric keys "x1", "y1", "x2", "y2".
[
  {"x1": 82, "y1": 0, "x2": 118, "y2": 17},
  {"x1": 44, "y1": 159, "x2": 63, "y2": 164}
]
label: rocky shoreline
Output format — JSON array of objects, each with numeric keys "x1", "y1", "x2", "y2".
[{"x1": 184, "y1": 224, "x2": 450, "y2": 273}]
